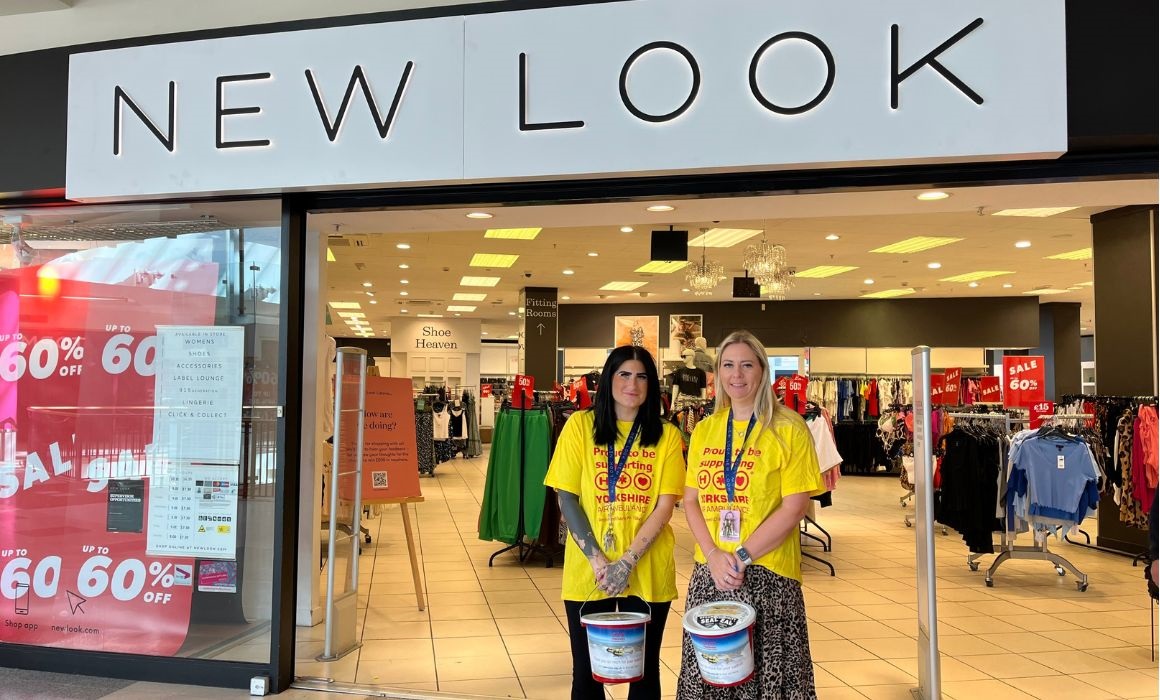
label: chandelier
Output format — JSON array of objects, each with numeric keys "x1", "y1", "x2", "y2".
[
  {"x1": 743, "y1": 234, "x2": 794, "y2": 300},
  {"x1": 685, "y1": 236, "x2": 724, "y2": 296}
]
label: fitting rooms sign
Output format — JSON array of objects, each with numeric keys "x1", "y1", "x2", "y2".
[
  {"x1": 392, "y1": 318, "x2": 481, "y2": 355},
  {"x1": 66, "y1": 0, "x2": 1066, "y2": 201}
]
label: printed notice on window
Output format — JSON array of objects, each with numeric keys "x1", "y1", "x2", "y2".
[{"x1": 147, "y1": 326, "x2": 244, "y2": 559}]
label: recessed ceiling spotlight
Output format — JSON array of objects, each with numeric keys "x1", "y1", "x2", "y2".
[
  {"x1": 362, "y1": 282, "x2": 373, "y2": 287},
  {"x1": 968, "y1": 281, "x2": 980, "y2": 288},
  {"x1": 561, "y1": 295, "x2": 571, "y2": 300},
  {"x1": 369, "y1": 300, "x2": 378, "y2": 304},
  {"x1": 398, "y1": 263, "x2": 410, "y2": 269},
  {"x1": 620, "y1": 226, "x2": 634, "y2": 233},
  {"x1": 681, "y1": 288, "x2": 690, "y2": 293},
  {"x1": 508, "y1": 311, "x2": 516, "y2": 316},
  {"x1": 396, "y1": 243, "x2": 411, "y2": 250},
  {"x1": 587, "y1": 252, "x2": 598, "y2": 257},
  {"x1": 562, "y1": 269, "x2": 575, "y2": 275},
  {"x1": 646, "y1": 204, "x2": 675, "y2": 212},
  {"x1": 927, "y1": 262, "x2": 942, "y2": 269},
  {"x1": 454, "y1": 313, "x2": 461, "y2": 317},
  {"x1": 366, "y1": 292, "x2": 375, "y2": 297},
  {"x1": 466, "y1": 212, "x2": 493, "y2": 219},
  {"x1": 400, "y1": 309, "x2": 409, "y2": 313},
  {"x1": 916, "y1": 191, "x2": 950, "y2": 201},
  {"x1": 814, "y1": 292, "x2": 823, "y2": 296},
  {"x1": 400, "y1": 279, "x2": 409, "y2": 284},
  {"x1": 1002, "y1": 283, "x2": 1014, "y2": 288},
  {"x1": 1014, "y1": 241, "x2": 1032, "y2": 249},
  {"x1": 825, "y1": 234, "x2": 841, "y2": 241},
  {"x1": 399, "y1": 291, "x2": 409, "y2": 296},
  {"x1": 863, "y1": 278, "x2": 875, "y2": 285}
]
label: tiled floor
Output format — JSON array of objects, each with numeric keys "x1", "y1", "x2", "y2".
[{"x1": 292, "y1": 448, "x2": 1160, "y2": 700}]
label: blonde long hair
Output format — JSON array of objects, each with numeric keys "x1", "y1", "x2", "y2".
[{"x1": 714, "y1": 330, "x2": 801, "y2": 438}]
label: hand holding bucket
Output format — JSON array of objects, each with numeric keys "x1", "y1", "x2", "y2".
[{"x1": 579, "y1": 590, "x2": 652, "y2": 685}]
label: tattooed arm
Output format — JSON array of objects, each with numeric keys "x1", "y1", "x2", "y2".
[
  {"x1": 601, "y1": 494, "x2": 678, "y2": 597},
  {"x1": 557, "y1": 489, "x2": 609, "y2": 584}
]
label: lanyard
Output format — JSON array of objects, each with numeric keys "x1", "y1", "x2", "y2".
[
  {"x1": 724, "y1": 411, "x2": 757, "y2": 503},
  {"x1": 607, "y1": 420, "x2": 642, "y2": 504}
]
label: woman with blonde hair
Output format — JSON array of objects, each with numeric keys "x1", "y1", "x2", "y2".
[{"x1": 677, "y1": 330, "x2": 824, "y2": 699}]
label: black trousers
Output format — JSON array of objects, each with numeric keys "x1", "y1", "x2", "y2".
[{"x1": 563, "y1": 596, "x2": 672, "y2": 700}]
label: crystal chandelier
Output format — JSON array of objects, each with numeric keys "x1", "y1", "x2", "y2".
[
  {"x1": 685, "y1": 235, "x2": 724, "y2": 296},
  {"x1": 744, "y1": 233, "x2": 794, "y2": 300}
]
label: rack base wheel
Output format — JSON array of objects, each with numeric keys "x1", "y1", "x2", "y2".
[
  {"x1": 985, "y1": 578, "x2": 994, "y2": 587},
  {"x1": 969, "y1": 562, "x2": 979, "y2": 572},
  {"x1": 1055, "y1": 566, "x2": 1066, "y2": 576},
  {"x1": 1076, "y1": 580, "x2": 1088, "y2": 592},
  {"x1": 904, "y1": 520, "x2": 912, "y2": 528},
  {"x1": 365, "y1": 534, "x2": 373, "y2": 544}
]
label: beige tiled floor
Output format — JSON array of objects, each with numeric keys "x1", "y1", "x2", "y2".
[{"x1": 295, "y1": 447, "x2": 1160, "y2": 700}]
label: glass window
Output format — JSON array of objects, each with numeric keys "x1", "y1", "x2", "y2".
[{"x1": 0, "y1": 200, "x2": 283, "y2": 662}]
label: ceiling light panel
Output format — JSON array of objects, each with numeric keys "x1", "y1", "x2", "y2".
[
  {"x1": 861, "y1": 288, "x2": 917, "y2": 299},
  {"x1": 484, "y1": 228, "x2": 541, "y2": 240},
  {"x1": 634, "y1": 261, "x2": 689, "y2": 274},
  {"x1": 326, "y1": 248, "x2": 336, "y2": 262},
  {"x1": 1044, "y1": 248, "x2": 1092, "y2": 261},
  {"x1": 460, "y1": 276, "x2": 501, "y2": 287},
  {"x1": 336, "y1": 311, "x2": 366, "y2": 318},
  {"x1": 992, "y1": 207, "x2": 1079, "y2": 217},
  {"x1": 329, "y1": 301, "x2": 362, "y2": 310},
  {"x1": 417, "y1": 313, "x2": 444, "y2": 318},
  {"x1": 453, "y1": 293, "x2": 487, "y2": 301},
  {"x1": 687, "y1": 228, "x2": 762, "y2": 248},
  {"x1": 870, "y1": 237, "x2": 963, "y2": 254},
  {"x1": 1022, "y1": 288, "x2": 1070, "y2": 295},
  {"x1": 446, "y1": 305, "x2": 477, "y2": 312},
  {"x1": 600, "y1": 281, "x2": 648, "y2": 291},
  {"x1": 793, "y1": 265, "x2": 859, "y2": 279},
  {"x1": 470, "y1": 253, "x2": 520, "y2": 267},
  {"x1": 939, "y1": 270, "x2": 1016, "y2": 283}
]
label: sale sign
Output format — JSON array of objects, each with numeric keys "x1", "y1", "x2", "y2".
[
  {"x1": 1030, "y1": 401, "x2": 1055, "y2": 430},
  {"x1": 979, "y1": 376, "x2": 1002, "y2": 403},
  {"x1": 942, "y1": 368, "x2": 962, "y2": 406},
  {"x1": 930, "y1": 373, "x2": 946, "y2": 405},
  {"x1": 480, "y1": 384, "x2": 492, "y2": 398},
  {"x1": 1002, "y1": 356, "x2": 1047, "y2": 408},
  {"x1": 773, "y1": 376, "x2": 789, "y2": 400},
  {"x1": 786, "y1": 374, "x2": 809, "y2": 413},
  {"x1": 0, "y1": 263, "x2": 219, "y2": 655},
  {"x1": 514, "y1": 374, "x2": 534, "y2": 408}
]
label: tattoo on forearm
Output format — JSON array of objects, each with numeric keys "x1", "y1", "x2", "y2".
[{"x1": 557, "y1": 491, "x2": 601, "y2": 558}]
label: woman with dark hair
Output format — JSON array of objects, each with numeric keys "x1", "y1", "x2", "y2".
[
  {"x1": 545, "y1": 345, "x2": 687, "y2": 700},
  {"x1": 678, "y1": 330, "x2": 824, "y2": 699}
]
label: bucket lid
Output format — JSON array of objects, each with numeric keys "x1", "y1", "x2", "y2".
[
  {"x1": 682, "y1": 601, "x2": 756, "y2": 636},
  {"x1": 581, "y1": 611, "x2": 650, "y2": 627}
]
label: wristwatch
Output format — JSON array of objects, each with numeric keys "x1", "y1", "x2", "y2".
[{"x1": 735, "y1": 546, "x2": 753, "y2": 566}]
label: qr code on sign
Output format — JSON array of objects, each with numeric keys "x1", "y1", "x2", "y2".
[{"x1": 371, "y1": 471, "x2": 389, "y2": 489}]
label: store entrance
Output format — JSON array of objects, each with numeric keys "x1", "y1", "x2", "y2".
[{"x1": 290, "y1": 180, "x2": 1158, "y2": 699}]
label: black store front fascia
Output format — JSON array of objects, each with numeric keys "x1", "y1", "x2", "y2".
[{"x1": 0, "y1": 0, "x2": 1156, "y2": 694}]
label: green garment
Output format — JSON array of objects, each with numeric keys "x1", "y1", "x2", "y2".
[{"x1": 479, "y1": 407, "x2": 551, "y2": 544}]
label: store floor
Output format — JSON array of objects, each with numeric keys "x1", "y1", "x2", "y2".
[{"x1": 295, "y1": 446, "x2": 1159, "y2": 700}]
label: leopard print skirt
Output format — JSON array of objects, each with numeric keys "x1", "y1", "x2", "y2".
[{"x1": 677, "y1": 564, "x2": 816, "y2": 700}]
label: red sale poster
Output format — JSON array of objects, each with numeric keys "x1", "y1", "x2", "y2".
[
  {"x1": 0, "y1": 263, "x2": 218, "y2": 655},
  {"x1": 1030, "y1": 401, "x2": 1055, "y2": 429},
  {"x1": 1003, "y1": 356, "x2": 1047, "y2": 408},
  {"x1": 930, "y1": 373, "x2": 946, "y2": 405},
  {"x1": 979, "y1": 376, "x2": 1002, "y2": 403},
  {"x1": 942, "y1": 368, "x2": 962, "y2": 406}
]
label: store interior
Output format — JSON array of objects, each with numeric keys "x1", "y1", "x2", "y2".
[{"x1": 291, "y1": 179, "x2": 1159, "y2": 699}]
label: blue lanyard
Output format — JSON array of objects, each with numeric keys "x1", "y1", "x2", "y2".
[
  {"x1": 724, "y1": 411, "x2": 757, "y2": 503},
  {"x1": 607, "y1": 421, "x2": 642, "y2": 503}
]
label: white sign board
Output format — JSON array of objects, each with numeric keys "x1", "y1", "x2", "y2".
[
  {"x1": 66, "y1": 0, "x2": 1067, "y2": 200},
  {"x1": 147, "y1": 326, "x2": 244, "y2": 559},
  {"x1": 390, "y1": 317, "x2": 482, "y2": 355}
]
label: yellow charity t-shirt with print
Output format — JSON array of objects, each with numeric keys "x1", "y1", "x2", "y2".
[
  {"x1": 544, "y1": 410, "x2": 687, "y2": 602},
  {"x1": 685, "y1": 410, "x2": 824, "y2": 582}
]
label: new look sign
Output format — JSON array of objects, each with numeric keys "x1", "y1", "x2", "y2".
[{"x1": 66, "y1": 0, "x2": 1067, "y2": 201}]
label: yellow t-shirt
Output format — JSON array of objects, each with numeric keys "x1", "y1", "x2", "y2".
[
  {"x1": 685, "y1": 410, "x2": 824, "y2": 582},
  {"x1": 544, "y1": 410, "x2": 687, "y2": 602}
]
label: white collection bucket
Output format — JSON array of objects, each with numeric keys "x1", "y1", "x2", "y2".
[
  {"x1": 579, "y1": 610, "x2": 650, "y2": 684},
  {"x1": 682, "y1": 601, "x2": 757, "y2": 687}
]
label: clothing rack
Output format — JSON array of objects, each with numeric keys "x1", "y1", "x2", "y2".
[
  {"x1": 488, "y1": 401, "x2": 556, "y2": 568},
  {"x1": 799, "y1": 516, "x2": 835, "y2": 576},
  {"x1": 950, "y1": 411, "x2": 1091, "y2": 591}
]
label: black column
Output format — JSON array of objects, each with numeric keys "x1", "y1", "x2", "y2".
[
  {"x1": 1031, "y1": 302, "x2": 1081, "y2": 400},
  {"x1": 521, "y1": 287, "x2": 559, "y2": 390},
  {"x1": 1092, "y1": 205, "x2": 1158, "y2": 554}
]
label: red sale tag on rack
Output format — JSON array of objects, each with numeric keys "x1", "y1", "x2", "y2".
[
  {"x1": 930, "y1": 373, "x2": 946, "y2": 405},
  {"x1": 773, "y1": 375, "x2": 789, "y2": 400},
  {"x1": 480, "y1": 384, "x2": 492, "y2": 398},
  {"x1": 979, "y1": 376, "x2": 1002, "y2": 403},
  {"x1": 1003, "y1": 356, "x2": 1046, "y2": 408},
  {"x1": 942, "y1": 368, "x2": 962, "y2": 406},
  {"x1": 514, "y1": 374, "x2": 534, "y2": 408},
  {"x1": 1030, "y1": 401, "x2": 1055, "y2": 429},
  {"x1": 787, "y1": 374, "x2": 809, "y2": 413}
]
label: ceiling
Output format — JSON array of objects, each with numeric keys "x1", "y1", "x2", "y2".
[{"x1": 314, "y1": 179, "x2": 1158, "y2": 340}]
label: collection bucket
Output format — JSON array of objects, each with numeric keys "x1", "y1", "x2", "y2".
[
  {"x1": 682, "y1": 601, "x2": 757, "y2": 687},
  {"x1": 579, "y1": 609, "x2": 650, "y2": 684}
]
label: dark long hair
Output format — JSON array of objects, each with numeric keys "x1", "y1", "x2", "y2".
[{"x1": 592, "y1": 345, "x2": 664, "y2": 447}]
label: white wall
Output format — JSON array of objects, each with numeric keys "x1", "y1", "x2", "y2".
[
  {"x1": 809, "y1": 347, "x2": 988, "y2": 375},
  {"x1": 1, "y1": 0, "x2": 487, "y2": 56}
]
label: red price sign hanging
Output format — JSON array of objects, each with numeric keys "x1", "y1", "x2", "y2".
[
  {"x1": 1002, "y1": 356, "x2": 1046, "y2": 408},
  {"x1": 979, "y1": 376, "x2": 1002, "y2": 403},
  {"x1": 514, "y1": 374, "x2": 534, "y2": 408},
  {"x1": 786, "y1": 374, "x2": 809, "y2": 414},
  {"x1": 930, "y1": 373, "x2": 946, "y2": 405},
  {"x1": 773, "y1": 376, "x2": 789, "y2": 400},
  {"x1": 480, "y1": 384, "x2": 492, "y2": 398},
  {"x1": 942, "y1": 368, "x2": 962, "y2": 406},
  {"x1": 1030, "y1": 400, "x2": 1055, "y2": 429}
]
